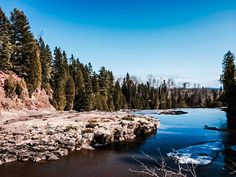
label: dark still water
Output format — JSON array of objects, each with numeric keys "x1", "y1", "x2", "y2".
[{"x1": 1, "y1": 109, "x2": 236, "y2": 177}]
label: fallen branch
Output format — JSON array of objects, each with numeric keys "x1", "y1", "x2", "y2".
[{"x1": 129, "y1": 150, "x2": 198, "y2": 177}]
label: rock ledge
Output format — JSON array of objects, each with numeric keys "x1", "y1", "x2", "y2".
[{"x1": 0, "y1": 111, "x2": 159, "y2": 165}]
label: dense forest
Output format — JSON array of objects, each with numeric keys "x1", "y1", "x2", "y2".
[{"x1": 0, "y1": 8, "x2": 224, "y2": 111}]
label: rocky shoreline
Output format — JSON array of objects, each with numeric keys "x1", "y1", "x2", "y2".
[{"x1": 0, "y1": 111, "x2": 159, "y2": 165}]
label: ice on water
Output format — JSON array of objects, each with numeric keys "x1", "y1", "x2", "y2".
[{"x1": 167, "y1": 142, "x2": 224, "y2": 165}]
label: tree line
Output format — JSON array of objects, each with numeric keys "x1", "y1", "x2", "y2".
[{"x1": 0, "y1": 8, "x2": 223, "y2": 111}]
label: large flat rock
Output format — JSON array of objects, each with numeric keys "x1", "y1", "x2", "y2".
[{"x1": 0, "y1": 111, "x2": 160, "y2": 165}]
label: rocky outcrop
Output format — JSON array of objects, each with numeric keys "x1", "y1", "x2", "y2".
[
  {"x1": 0, "y1": 71, "x2": 54, "y2": 112},
  {"x1": 0, "y1": 111, "x2": 159, "y2": 165},
  {"x1": 159, "y1": 110, "x2": 188, "y2": 115}
]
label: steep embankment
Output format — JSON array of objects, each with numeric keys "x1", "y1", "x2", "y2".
[
  {"x1": 0, "y1": 71, "x2": 54, "y2": 113},
  {"x1": 0, "y1": 111, "x2": 160, "y2": 165}
]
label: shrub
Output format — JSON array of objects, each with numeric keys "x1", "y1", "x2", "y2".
[
  {"x1": 122, "y1": 115, "x2": 134, "y2": 121},
  {"x1": 82, "y1": 128, "x2": 94, "y2": 134},
  {"x1": 4, "y1": 75, "x2": 16, "y2": 98},
  {"x1": 86, "y1": 120, "x2": 99, "y2": 128},
  {"x1": 15, "y1": 81, "x2": 24, "y2": 97},
  {"x1": 64, "y1": 125, "x2": 77, "y2": 132}
]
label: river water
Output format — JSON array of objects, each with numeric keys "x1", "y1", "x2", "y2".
[{"x1": 0, "y1": 108, "x2": 235, "y2": 177}]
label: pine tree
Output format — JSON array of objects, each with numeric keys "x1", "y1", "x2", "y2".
[
  {"x1": 62, "y1": 51, "x2": 69, "y2": 78},
  {"x1": 0, "y1": 36, "x2": 13, "y2": 71},
  {"x1": 107, "y1": 71, "x2": 115, "y2": 111},
  {"x1": 220, "y1": 51, "x2": 235, "y2": 94},
  {"x1": 113, "y1": 81, "x2": 125, "y2": 110},
  {"x1": 68, "y1": 58, "x2": 86, "y2": 111},
  {"x1": 98, "y1": 67, "x2": 110, "y2": 110},
  {"x1": 99, "y1": 67, "x2": 109, "y2": 98},
  {"x1": 122, "y1": 73, "x2": 133, "y2": 108},
  {"x1": 92, "y1": 72, "x2": 100, "y2": 94},
  {"x1": 91, "y1": 72, "x2": 103, "y2": 110},
  {"x1": 28, "y1": 42, "x2": 42, "y2": 94},
  {"x1": 52, "y1": 47, "x2": 66, "y2": 110},
  {"x1": 75, "y1": 69, "x2": 86, "y2": 111},
  {"x1": 83, "y1": 64, "x2": 93, "y2": 110},
  {"x1": 10, "y1": 8, "x2": 30, "y2": 74},
  {"x1": 220, "y1": 51, "x2": 236, "y2": 117},
  {"x1": 65, "y1": 76, "x2": 75, "y2": 111},
  {"x1": 0, "y1": 8, "x2": 11, "y2": 36},
  {"x1": 68, "y1": 55, "x2": 77, "y2": 81},
  {"x1": 10, "y1": 8, "x2": 41, "y2": 94},
  {"x1": 0, "y1": 8, "x2": 13, "y2": 71},
  {"x1": 38, "y1": 37, "x2": 52, "y2": 93}
]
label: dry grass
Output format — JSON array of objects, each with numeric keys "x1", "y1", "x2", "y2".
[
  {"x1": 86, "y1": 120, "x2": 99, "y2": 128},
  {"x1": 122, "y1": 115, "x2": 134, "y2": 121}
]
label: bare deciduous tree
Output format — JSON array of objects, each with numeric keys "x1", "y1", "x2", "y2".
[{"x1": 129, "y1": 150, "x2": 197, "y2": 177}]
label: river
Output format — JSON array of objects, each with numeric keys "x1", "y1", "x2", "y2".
[{"x1": 0, "y1": 108, "x2": 235, "y2": 177}]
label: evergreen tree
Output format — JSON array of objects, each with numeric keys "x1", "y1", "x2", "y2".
[
  {"x1": 28, "y1": 42, "x2": 42, "y2": 93},
  {"x1": 68, "y1": 58, "x2": 86, "y2": 111},
  {"x1": 0, "y1": 8, "x2": 11, "y2": 36},
  {"x1": 52, "y1": 47, "x2": 66, "y2": 110},
  {"x1": 122, "y1": 73, "x2": 132, "y2": 108},
  {"x1": 38, "y1": 37, "x2": 52, "y2": 93},
  {"x1": 98, "y1": 67, "x2": 110, "y2": 110},
  {"x1": 91, "y1": 72, "x2": 103, "y2": 110},
  {"x1": 92, "y1": 72, "x2": 100, "y2": 94},
  {"x1": 10, "y1": 8, "x2": 41, "y2": 94},
  {"x1": 62, "y1": 51, "x2": 69, "y2": 78},
  {"x1": 68, "y1": 55, "x2": 77, "y2": 81},
  {"x1": 75, "y1": 69, "x2": 86, "y2": 111},
  {"x1": 107, "y1": 71, "x2": 115, "y2": 111},
  {"x1": 0, "y1": 8, "x2": 12, "y2": 71},
  {"x1": 220, "y1": 51, "x2": 235, "y2": 94},
  {"x1": 83, "y1": 64, "x2": 93, "y2": 110},
  {"x1": 65, "y1": 76, "x2": 75, "y2": 111},
  {"x1": 220, "y1": 51, "x2": 236, "y2": 117},
  {"x1": 99, "y1": 67, "x2": 109, "y2": 98},
  {"x1": 158, "y1": 80, "x2": 168, "y2": 109},
  {"x1": 113, "y1": 81, "x2": 125, "y2": 110}
]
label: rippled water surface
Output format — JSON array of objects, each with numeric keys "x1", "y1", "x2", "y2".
[{"x1": 1, "y1": 109, "x2": 236, "y2": 177}]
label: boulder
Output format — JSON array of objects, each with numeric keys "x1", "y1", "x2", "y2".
[
  {"x1": 92, "y1": 129, "x2": 112, "y2": 147},
  {"x1": 18, "y1": 152, "x2": 31, "y2": 162},
  {"x1": 57, "y1": 148, "x2": 68, "y2": 157},
  {"x1": 46, "y1": 153, "x2": 59, "y2": 161},
  {"x1": 113, "y1": 128, "x2": 124, "y2": 141},
  {"x1": 4, "y1": 154, "x2": 17, "y2": 163},
  {"x1": 82, "y1": 133, "x2": 94, "y2": 148},
  {"x1": 31, "y1": 153, "x2": 46, "y2": 162}
]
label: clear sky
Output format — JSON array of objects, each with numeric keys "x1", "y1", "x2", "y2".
[{"x1": 1, "y1": 0, "x2": 236, "y2": 87}]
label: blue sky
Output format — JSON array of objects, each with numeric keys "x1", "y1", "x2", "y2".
[{"x1": 1, "y1": 0, "x2": 236, "y2": 87}]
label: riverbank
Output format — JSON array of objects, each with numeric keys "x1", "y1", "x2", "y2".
[{"x1": 0, "y1": 110, "x2": 159, "y2": 165}]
